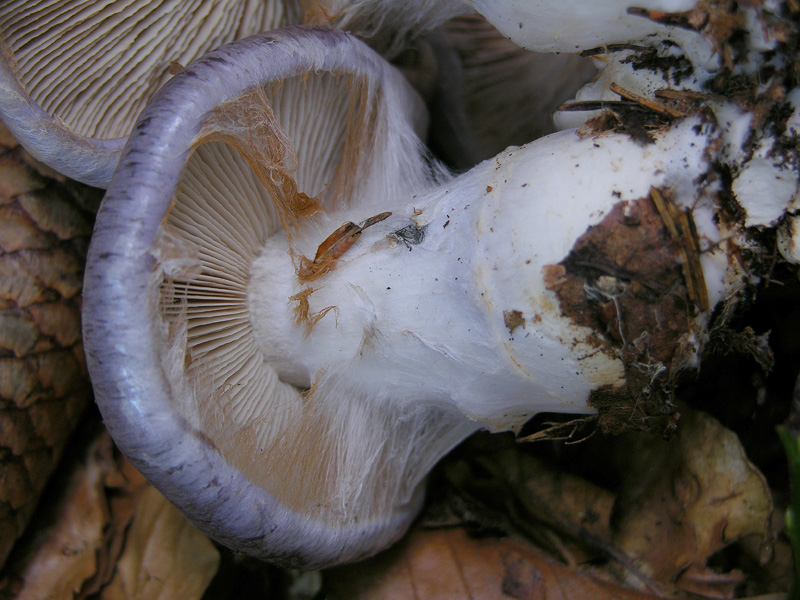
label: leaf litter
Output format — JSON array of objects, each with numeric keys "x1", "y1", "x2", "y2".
[
  {"x1": 0, "y1": 415, "x2": 220, "y2": 600},
  {"x1": 324, "y1": 407, "x2": 782, "y2": 600}
]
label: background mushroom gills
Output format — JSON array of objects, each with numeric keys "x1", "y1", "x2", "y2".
[
  {"x1": 0, "y1": 0, "x2": 304, "y2": 137},
  {"x1": 0, "y1": 0, "x2": 304, "y2": 186}
]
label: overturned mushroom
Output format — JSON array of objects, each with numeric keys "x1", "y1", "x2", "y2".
[{"x1": 82, "y1": 22, "x2": 767, "y2": 567}]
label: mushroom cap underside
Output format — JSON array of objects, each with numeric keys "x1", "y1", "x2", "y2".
[{"x1": 82, "y1": 27, "x2": 475, "y2": 568}]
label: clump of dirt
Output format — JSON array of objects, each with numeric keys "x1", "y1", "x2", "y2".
[
  {"x1": 578, "y1": 106, "x2": 674, "y2": 144},
  {"x1": 544, "y1": 191, "x2": 704, "y2": 436},
  {"x1": 621, "y1": 42, "x2": 695, "y2": 85}
]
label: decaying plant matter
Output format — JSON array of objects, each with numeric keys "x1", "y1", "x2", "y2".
[{"x1": 0, "y1": 125, "x2": 99, "y2": 568}]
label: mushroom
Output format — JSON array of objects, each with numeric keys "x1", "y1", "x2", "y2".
[
  {"x1": 0, "y1": 0, "x2": 304, "y2": 186},
  {"x1": 82, "y1": 22, "x2": 764, "y2": 567},
  {"x1": 84, "y1": 26, "x2": 447, "y2": 567}
]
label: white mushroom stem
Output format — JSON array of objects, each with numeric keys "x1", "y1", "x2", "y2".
[
  {"x1": 251, "y1": 119, "x2": 727, "y2": 430},
  {"x1": 469, "y1": 0, "x2": 711, "y2": 55}
]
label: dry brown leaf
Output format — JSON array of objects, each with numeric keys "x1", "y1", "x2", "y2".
[
  {"x1": 439, "y1": 435, "x2": 619, "y2": 569},
  {"x1": 0, "y1": 124, "x2": 100, "y2": 568},
  {"x1": 325, "y1": 527, "x2": 662, "y2": 600},
  {"x1": 0, "y1": 426, "x2": 116, "y2": 599},
  {"x1": 477, "y1": 449, "x2": 616, "y2": 545},
  {"x1": 100, "y1": 487, "x2": 220, "y2": 600},
  {"x1": 612, "y1": 409, "x2": 774, "y2": 596},
  {"x1": 0, "y1": 422, "x2": 219, "y2": 600}
]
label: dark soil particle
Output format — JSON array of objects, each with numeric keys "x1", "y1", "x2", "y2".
[
  {"x1": 578, "y1": 107, "x2": 673, "y2": 144},
  {"x1": 621, "y1": 45, "x2": 695, "y2": 85}
]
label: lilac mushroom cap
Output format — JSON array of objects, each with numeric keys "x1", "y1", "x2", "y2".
[{"x1": 82, "y1": 26, "x2": 460, "y2": 568}]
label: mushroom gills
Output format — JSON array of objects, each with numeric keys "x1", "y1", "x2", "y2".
[
  {"x1": 0, "y1": 0, "x2": 302, "y2": 186},
  {"x1": 0, "y1": 0, "x2": 303, "y2": 139}
]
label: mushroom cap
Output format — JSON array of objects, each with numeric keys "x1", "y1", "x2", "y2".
[
  {"x1": 82, "y1": 26, "x2": 467, "y2": 568},
  {"x1": 0, "y1": 0, "x2": 301, "y2": 187}
]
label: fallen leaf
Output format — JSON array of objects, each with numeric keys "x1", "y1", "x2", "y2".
[
  {"x1": 611, "y1": 409, "x2": 774, "y2": 594},
  {"x1": 325, "y1": 527, "x2": 662, "y2": 600},
  {"x1": 99, "y1": 486, "x2": 220, "y2": 600},
  {"x1": 0, "y1": 423, "x2": 114, "y2": 599},
  {"x1": 0, "y1": 421, "x2": 219, "y2": 600},
  {"x1": 439, "y1": 434, "x2": 618, "y2": 568},
  {"x1": 476, "y1": 448, "x2": 616, "y2": 544}
]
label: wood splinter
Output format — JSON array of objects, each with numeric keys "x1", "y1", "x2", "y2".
[
  {"x1": 610, "y1": 82, "x2": 689, "y2": 119},
  {"x1": 298, "y1": 211, "x2": 392, "y2": 281},
  {"x1": 650, "y1": 187, "x2": 709, "y2": 310}
]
